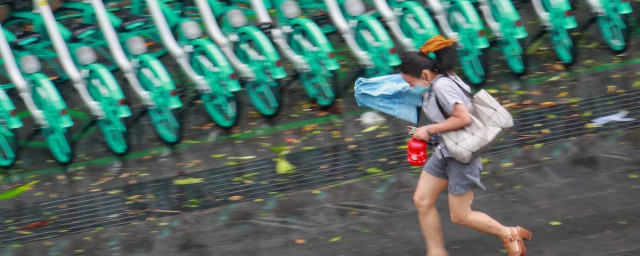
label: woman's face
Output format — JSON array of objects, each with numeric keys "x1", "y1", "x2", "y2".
[{"x1": 401, "y1": 72, "x2": 426, "y2": 87}]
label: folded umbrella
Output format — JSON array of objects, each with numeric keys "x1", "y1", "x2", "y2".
[{"x1": 354, "y1": 74, "x2": 424, "y2": 124}]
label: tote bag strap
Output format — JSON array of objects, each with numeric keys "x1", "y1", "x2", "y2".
[{"x1": 433, "y1": 76, "x2": 473, "y2": 119}]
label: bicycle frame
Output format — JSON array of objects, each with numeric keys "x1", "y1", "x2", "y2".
[
  {"x1": 195, "y1": 0, "x2": 287, "y2": 116},
  {"x1": 0, "y1": 23, "x2": 73, "y2": 165},
  {"x1": 424, "y1": 0, "x2": 489, "y2": 84},
  {"x1": 372, "y1": 0, "x2": 440, "y2": 52},
  {"x1": 478, "y1": 0, "x2": 528, "y2": 75},
  {"x1": 62, "y1": 0, "x2": 184, "y2": 144},
  {"x1": 325, "y1": 0, "x2": 401, "y2": 77},
  {"x1": 585, "y1": 0, "x2": 633, "y2": 52},
  {"x1": 250, "y1": 0, "x2": 340, "y2": 106},
  {"x1": 531, "y1": 0, "x2": 577, "y2": 64}
]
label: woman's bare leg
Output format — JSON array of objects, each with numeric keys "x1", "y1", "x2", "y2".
[
  {"x1": 447, "y1": 190, "x2": 511, "y2": 239},
  {"x1": 413, "y1": 171, "x2": 450, "y2": 256}
]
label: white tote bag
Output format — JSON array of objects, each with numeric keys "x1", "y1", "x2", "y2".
[{"x1": 435, "y1": 78, "x2": 513, "y2": 164}]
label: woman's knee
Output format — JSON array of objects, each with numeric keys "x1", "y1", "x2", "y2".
[
  {"x1": 449, "y1": 210, "x2": 470, "y2": 225},
  {"x1": 413, "y1": 193, "x2": 436, "y2": 210}
]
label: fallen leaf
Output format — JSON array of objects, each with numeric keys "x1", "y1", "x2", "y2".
[
  {"x1": 629, "y1": 174, "x2": 639, "y2": 179},
  {"x1": 0, "y1": 181, "x2": 39, "y2": 201},
  {"x1": 173, "y1": 178, "x2": 204, "y2": 185},
  {"x1": 228, "y1": 195, "x2": 244, "y2": 201},
  {"x1": 295, "y1": 239, "x2": 306, "y2": 244},
  {"x1": 275, "y1": 152, "x2": 296, "y2": 174},
  {"x1": 549, "y1": 221, "x2": 562, "y2": 226},
  {"x1": 607, "y1": 85, "x2": 617, "y2": 93},
  {"x1": 329, "y1": 237, "x2": 342, "y2": 242},
  {"x1": 540, "y1": 102, "x2": 556, "y2": 107},
  {"x1": 501, "y1": 162, "x2": 514, "y2": 168},
  {"x1": 20, "y1": 221, "x2": 50, "y2": 231},
  {"x1": 365, "y1": 167, "x2": 383, "y2": 174},
  {"x1": 557, "y1": 92, "x2": 569, "y2": 97},
  {"x1": 362, "y1": 125, "x2": 379, "y2": 133}
]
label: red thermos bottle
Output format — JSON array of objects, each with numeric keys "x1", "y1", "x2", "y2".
[{"x1": 407, "y1": 138, "x2": 428, "y2": 166}]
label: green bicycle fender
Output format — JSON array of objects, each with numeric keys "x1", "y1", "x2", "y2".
[
  {"x1": 85, "y1": 63, "x2": 132, "y2": 118},
  {"x1": 399, "y1": 1, "x2": 440, "y2": 43},
  {"x1": 28, "y1": 73, "x2": 73, "y2": 128},
  {"x1": 192, "y1": 39, "x2": 242, "y2": 92},
  {"x1": 60, "y1": 2, "x2": 96, "y2": 24},
  {"x1": 456, "y1": 0, "x2": 490, "y2": 48},
  {"x1": 0, "y1": 89, "x2": 23, "y2": 129},
  {"x1": 457, "y1": 1, "x2": 485, "y2": 32},
  {"x1": 616, "y1": 0, "x2": 632, "y2": 15},
  {"x1": 236, "y1": 26, "x2": 287, "y2": 79},
  {"x1": 288, "y1": 18, "x2": 340, "y2": 70},
  {"x1": 492, "y1": 0, "x2": 527, "y2": 38},
  {"x1": 549, "y1": 0, "x2": 577, "y2": 29},
  {"x1": 137, "y1": 54, "x2": 182, "y2": 109},
  {"x1": 10, "y1": 12, "x2": 73, "y2": 41},
  {"x1": 236, "y1": 26, "x2": 281, "y2": 63},
  {"x1": 2, "y1": 27, "x2": 16, "y2": 43},
  {"x1": 355, "y1": 15, "x2": 401, "y2": 66}
]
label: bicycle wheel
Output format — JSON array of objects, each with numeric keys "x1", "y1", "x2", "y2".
[
  {"x1": 43, "y1": 125, "x2": 73, "y2": 165},
  {"x1": 245, "y1": 79, "x2": 282, "y2": 117},
  {"x1": 190, "y1": 53, "x2": 239, "y2": 128},
  {"x1": 501, "y1": 37, "x2": 527, "y2": 76},
  {"x1": 0, "y1": 123, "x2": 18, "y2": 167},
  {"x1": 597, "y1": 14, "x2": 630, "y2": 53},
  {"x1": 86, "y1": 69, "x2": 129, "y2": 155},
  {"x1": 236, "y1": 42, "x2": 282, "y2": 117},
  {"x1": 551, "y1": 25, "x2": 576, "y2": 65},
  {"x1": 138, "y1": 62, "x2": 182, "y2": 145},
  {"x1": 289, "y1": 31, "x2": 337, "y2": 107},
  {"x1": 31, "y1": 76, "x2": 74, "y2": 164},
  {"x1": 458, "y1": 47, "x2": 488, "y2": 85}
]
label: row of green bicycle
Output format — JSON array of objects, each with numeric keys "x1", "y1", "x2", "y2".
[
  {"x1": 0, "y1": 0, "x2": 346, "y2": 166},
  {"x1": 0, "y1": 0, "x2": 634, "y2": 167}
]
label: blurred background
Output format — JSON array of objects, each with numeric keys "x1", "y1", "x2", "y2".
[{"x1": 0, "y1": 0, "x2": 639, "y2": 255}]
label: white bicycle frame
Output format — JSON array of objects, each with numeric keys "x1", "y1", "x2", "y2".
[
  {"x1": 250, "y1": 0, "x2": 310, "y2": 72},
  {"x1": 531, "y1": 0, "x2": 551, "y2": 27},
  {"x1": 478, "y1": 0, "x2": 503, "y2": 38},
  {"x1": 145, "y1": 0, "x2": 210, "y2": 93},
  {"x1": 194, "y1": 0, "x2": 255, "y2": 81},
  {"x1": 89, "y1": 0, "x2": 153, "y2": 106},
  {"x1": 323, "y1": 0, "x2": 372, "y2": 66},
  {"x1": 32, "y1": 0, "x2": 104, "y2": 118},
  {"x1": 424, "y1": 0, "x2": 458, "y2": 39},
  {"x1": 0, "y1": 25, "x2": 46, "y2": 126},
  {"x1": 372, "y1": 0, "x2": 414, "y2": 51},
  {"x1": 584, "y1": 0, "x2": 604, "y2": 15}
]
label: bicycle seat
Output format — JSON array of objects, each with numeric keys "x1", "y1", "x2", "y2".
[
  {"x1": 69, "y1": 22, "x2": 97, "y2": 41},
  {"x1": 120, "y1": 15, "x2": 146, "y2": 31},
  {"x1": 12, "y1": 30, "x2": 39, "y2": 47}
]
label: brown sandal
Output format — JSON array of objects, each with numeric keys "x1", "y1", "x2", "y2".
[{"x1": 502, "y1": 226, "x2": 532, "y2": 256}]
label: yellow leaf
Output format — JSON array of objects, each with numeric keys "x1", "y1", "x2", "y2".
[
  {"x1": 362, "y1": 125, "x2": 380, "y2": 133},
  {"x1": 549, "y1": 221, "x2": 562, "y2": 226},
  {"x1": 275, "y1": 153, "x2": 296, "y2": 174},
  {"x1": 501, "y1": 162, "x2": 514, "y2": 168},
  {"x1": 173, "y1": 178, "x2": 204, "y2": 185},
  {"x1": 329, "y1": 237, "x2": 342, "y2": 242}
]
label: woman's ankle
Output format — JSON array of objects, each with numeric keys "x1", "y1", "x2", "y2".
[{"x1": 499, "y1": 226, "x2": 513, "y2": 240}]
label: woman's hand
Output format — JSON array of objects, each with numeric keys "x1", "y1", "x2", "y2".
[{"x1": 412, "y1": 125, "x2": 432, "y2": 141}]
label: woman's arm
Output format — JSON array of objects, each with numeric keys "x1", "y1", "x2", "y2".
[{"x1": 413, "y1": 103, "x2": 471, "y2": 140}]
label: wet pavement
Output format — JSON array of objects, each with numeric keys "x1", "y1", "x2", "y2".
[{"x1": 1, "y1": 0, "x2": 640, "y2": 255}]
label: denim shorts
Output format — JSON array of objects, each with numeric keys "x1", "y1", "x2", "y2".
[{"x1": 423, "y1": 148, "x2": 486, "y2": 195}]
